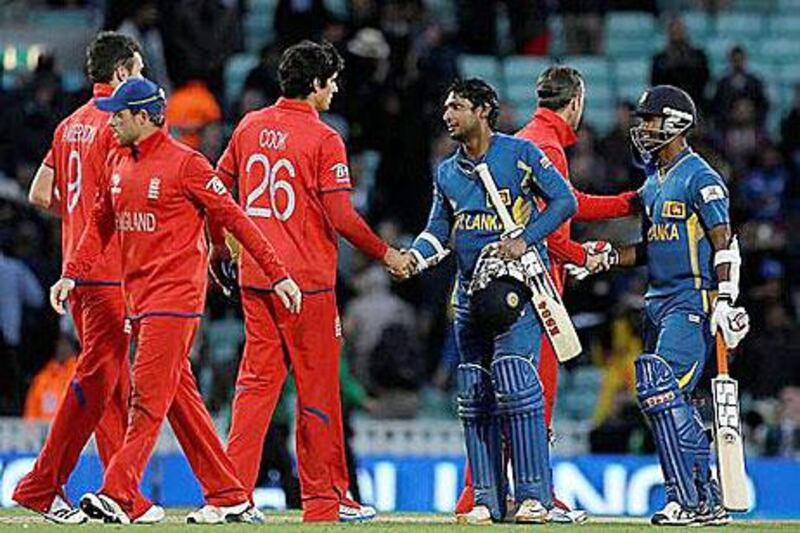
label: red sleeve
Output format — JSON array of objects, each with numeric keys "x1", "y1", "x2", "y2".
[
  {"x1": 321, "y1": 191, "x2": 388, "y2": 260},
  {"x1": 317, "y1": 132, "x2": 353, "y2": 193},
  {"x1": 536, "y1": 145, "x2": 586, "y2": 265},
  {"x1": 181, "y1": 153, "x2": 288, "y2": 285},
  {"x1": 574, "y1": 190, "x2": 639, "y2": 221},
  {"x1": 215, "y1": 128, "x2": 238, "y2": 189},
  {"x1": 63, "y1": 159, "x2": 116, "y2": 280}
]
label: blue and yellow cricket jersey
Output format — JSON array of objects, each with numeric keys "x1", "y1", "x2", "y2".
[
  {"x1": 411, "y1": 133, "x2": 576, "y2": 296},
  {"x1": 639, "y1": 148, "x2": 729, "y2": 302}
]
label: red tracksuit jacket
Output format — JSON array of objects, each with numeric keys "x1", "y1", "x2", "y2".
[{"x1": 64, "y1": 129, "x2": 288, "y2": 318}]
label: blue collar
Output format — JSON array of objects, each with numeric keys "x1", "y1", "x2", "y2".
[{"x1": 455, "y1": 134, "x2": 496, "y2": 176}]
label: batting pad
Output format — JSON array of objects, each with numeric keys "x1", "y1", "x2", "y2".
[{"x1": 491, "y1": 355, "x2": 552, "y2": 507}]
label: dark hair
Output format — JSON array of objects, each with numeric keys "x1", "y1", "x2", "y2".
[
  {"x1": 86, "y1": 31, "x2": 142, "y2": 84},
  {"x1": 446, "y1": 78, "x2": 500, "y2": 128},
  {"x1": 536, "y1": 65, "x2": 584, "y2": 111},
  {"x1": 278, "y1": 40, "x2": 344, "y2": 99}
]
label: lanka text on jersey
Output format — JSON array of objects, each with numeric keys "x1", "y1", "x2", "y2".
[{"x1": 638, "y1": 148, "x2": 730, "y2": 299}]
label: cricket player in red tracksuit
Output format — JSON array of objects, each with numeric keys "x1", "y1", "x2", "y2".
[
  {"x1": 14, "y1": 32, "x2": 158, "y2": 525},
  {"x1": 50, "y1": 77, "x2": 301, "y2": 525},
  {"x1": 215, "y1": 41, "x2": 405, "y2": 522},
  {"x1": 456, "y1": 66, "x2": 640, "y2": 520}
]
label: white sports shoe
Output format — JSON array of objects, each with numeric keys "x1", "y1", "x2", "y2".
[
  {"x1": 133, "y1": 504, "x2": 166, "y2": 524},
  {"x1": 339, "y1": 499, "x2": 377, "y2": 522},
  {"x1": 80, "y1": 493, "x2": 130, "y2": 524},
  {"x1": 38, "y1": 494, "x2": 88, "y2": 525},
  {"x1": 514, "y1": 499, "x2": 549, "y2": 524},
  {"x1": 456, "y1": 504, "x2": 493, "y2": 525},
  {"x1": 650, "y1": 501, "x2": 698, "y2": 526},
  {"x1": 548, "y1": 506, "x2": 588, "y2": 524},
  {"x1": 186, "y1": 502, "x2": 260, "y2": 524}
]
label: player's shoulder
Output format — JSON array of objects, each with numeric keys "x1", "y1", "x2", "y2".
[{"x1": 683, "y1": 151, "x2": 725, "y2": 187}]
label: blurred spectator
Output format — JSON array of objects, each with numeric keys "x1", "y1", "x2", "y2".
[
  {"x1": 713, "y1": 46, "x2": 768, "y2": 130},
  {"x1": 738, "y1": 145, "x2": 789, "y2": 224},
  {"x1": 569, "y1": 125, "x2": 607, "y2": 193},
  {"x1": 274, "y1": 0, "x2": 330, "y2": 45},
  {"x1": 651, "y1": 16, "x2": 710, "y2": 110},
  {"x1": 160, "y1": 0, "x2": 242, "y2": 97},
  {"x1": 764, "y1": 386, "x2": 800, "y2": 458},
  {"x1": 242, "y1": 43, "x2": 284, "y2": 108},
  {"x1": 561, "y1": 0, "x2": 606, "y2": 55},
  {"x1": 343, "y1": 265, "x2": 421, "y2": 418},
  {"x1": 715, "y1": 98, "x2": 768, "y2": 176},
  {"x1": 117, "y1": 0, "x2": 171, "y2": 91},
  {"x1": 0, "y1": 249, "x2": 44, "y2": 414},
  {"x1": 780, "y1": 84, "x2": 800, "y2": 171},
  {"x1": 599, "y1": 100, "x2": 638, "y2": 194},
  {"x1": 166, "y1": 80, "x2": 224, "y2": 159},
  {"x1": 457, "y1": 0, "x2": 550, "y2": 55},
  {"x1": 23, "y1": 333, "x2": 78, "y2": 421}
]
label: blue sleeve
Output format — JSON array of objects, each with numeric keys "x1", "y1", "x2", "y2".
[
  {"x1": 690, "y1": 171, "x2": 730, "y2": 230},
  {"x1": 411, "y1": 169, "x2": 452, "y2": 266},
  {"x1": 519, "y1": 142, "x2": 577, "y2": 246}
]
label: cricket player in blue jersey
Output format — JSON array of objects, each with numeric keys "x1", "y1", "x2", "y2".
[
  {"x1": 396, "y1": 78, "x2": 577, "y2": 524},
  {"x1": 595, "y1": 85, "x2": 751, "y2": 526}
]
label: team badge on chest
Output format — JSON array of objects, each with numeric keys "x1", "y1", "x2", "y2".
[{"x1": 147, "y1": 176, "x2": 161, "y2": 200}]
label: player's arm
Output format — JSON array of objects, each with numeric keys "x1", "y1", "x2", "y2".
[
  {"x1": 691, "y1": 172, "x2": 749, "y2": 348},
  {"x1": 208, "y1": 131, "x2": 240, "y2": 246},
  {"x1": 518, "y1": 143, "x2": 577, "y2": 248},
  {"x1": 28, "y1": 150, "x2": 61, "y2": 216},
  {"x1": 183, "y1": 154, "x2": 288, "y2": 286},
  {"x1": 573, "y1": 189, "x2": 640, "y2": 221},
  {"x1": 407, "y1": 171, "x2": 453, "y2": 276},
  {"x1": 316, "y1": 132, "x2": 407, "y2": 274},
  {"x1": 54, "y1": 171, "x2": 117, "y2": 313}
]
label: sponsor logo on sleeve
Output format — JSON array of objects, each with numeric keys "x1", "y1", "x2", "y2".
[
  {"x1": 331, "y1": 163, "x2": 350, "y2": 183},
  {"x1": 205, "y1": 176, "x2": 228, "y2": 195},
  {"x1": 110, "y1": 173, "x2": 122, "y2": 195},
  {"x1": 539, "y1": 155, "x2": 552, "y2": 170},
  {"x1": 700, "y1": 184, "x2": 725, "y2": 203}
]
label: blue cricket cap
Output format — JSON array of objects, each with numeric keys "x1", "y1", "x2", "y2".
[{"x1": 95, "y1": 77, "x2": 166, "y2": 115}]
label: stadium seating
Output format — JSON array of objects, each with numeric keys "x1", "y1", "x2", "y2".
[{"x1": 224, "y1": 53, "x2": 259, "y2": 107}]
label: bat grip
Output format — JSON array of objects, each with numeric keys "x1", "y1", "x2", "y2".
[{"x1": 716, "y1": 333, "x2": 729, "y2": 375}]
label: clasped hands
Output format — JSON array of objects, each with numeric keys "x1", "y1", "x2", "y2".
[{"x1": 565, "y1": 241, "x2": 618, "y2": 281}]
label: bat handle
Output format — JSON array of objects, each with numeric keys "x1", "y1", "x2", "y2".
[
  {"x1": 501, "y1": 226, "x2": 524, "y2": 240},
  {"x1": 716, "y1": 333, "x2": 729, "y2": 376}
]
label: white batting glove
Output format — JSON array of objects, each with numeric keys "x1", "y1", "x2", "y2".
[
  {"x1": 565, "y1": 263, "x2": 591, "y2": 281},
  {"x1": 710, "y1": 298, "x2": 750, "y2": 349}
]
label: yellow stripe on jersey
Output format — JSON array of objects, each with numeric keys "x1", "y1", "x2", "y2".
[
  {"x1": 686, "y1": 213, "x2": 704, "y2": 289},
  {"x1": 678, "y1": 361, "x2": 700, "y2": 389}
]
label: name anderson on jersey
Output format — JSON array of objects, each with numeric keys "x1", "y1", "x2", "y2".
[
  {"x1": 61, "y1": 123, "x2": 97, "y2": 143},
  {"x1": 116, "y1": 211, "x2": 157, "y2": 232}
]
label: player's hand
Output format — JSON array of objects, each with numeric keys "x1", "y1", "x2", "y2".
[
  {"x1": 209, "y1": 244, "x2": 239, "y2": 300},
  {"x1": 384, "y1": 247, "x2": 413, "y2": 279},
  {"x1": 583, "y1": 240, "x2": 618, "y2": 273},
  {"x1": 710, "y1": 298, "x2": 750, "y2": 349},
  {"x1": 494, "y1": 236, "x2": 527, "y2": 260},
  {"x1": 275, "y1": 278, "x2": 302, "y2": 314},
  {"x1": 564, "y1": 264, "x2": 591, "y2": 281},
  {"x1": 49, "y1": 277, "x2": 75, "y2": 314}
]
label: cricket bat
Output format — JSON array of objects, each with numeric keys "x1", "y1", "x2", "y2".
[
  {"x1": 474, "y1": 163, "x2": 582, "y2": 362},
  {"x1": 712, "y1": 334, "x2": 749, "y2": 512}
]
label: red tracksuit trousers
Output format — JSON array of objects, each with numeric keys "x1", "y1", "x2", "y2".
[
  {"x1": 227, "y1": 290, "x2": 348, "y2": 522},
  {"x1": 13, "y1": 285, "x2": 153, "y2": 519},
  {"x1": 100, "y1": 315, "x2": 247, "y2": 517},
  {"x1": 455, "y1": 264, "x2": 565, "y2": 513}
]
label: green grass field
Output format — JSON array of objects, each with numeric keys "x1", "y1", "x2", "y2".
[{"x1": 0, "y1": 509, "x2": 798, "y2": 532}]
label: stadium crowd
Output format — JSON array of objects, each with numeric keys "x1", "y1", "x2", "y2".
[{"x1": 1, "y1": 0, "x2": 800, "y2": 466}]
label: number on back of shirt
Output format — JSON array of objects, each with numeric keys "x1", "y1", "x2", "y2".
[
  {"x1": 244, "y1": 154, "x2": 296, "y2": 221},
  {"x1": 66, "y1": 149, "x2": 82, "y2": 213}
]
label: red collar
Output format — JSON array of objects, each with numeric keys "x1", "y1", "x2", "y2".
[
  {"x1": 532, "y1": 108, "x2": 577, "y2": 148},
  {"x1": 275, "y1": 97, "x2": 319, "y2": 118},
  {"x1": 131, "y1": 129, "x2": 167, "y2": 159},
  {"x1": 93, "y1": 83, "x2": 114, "y2": 98}
]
